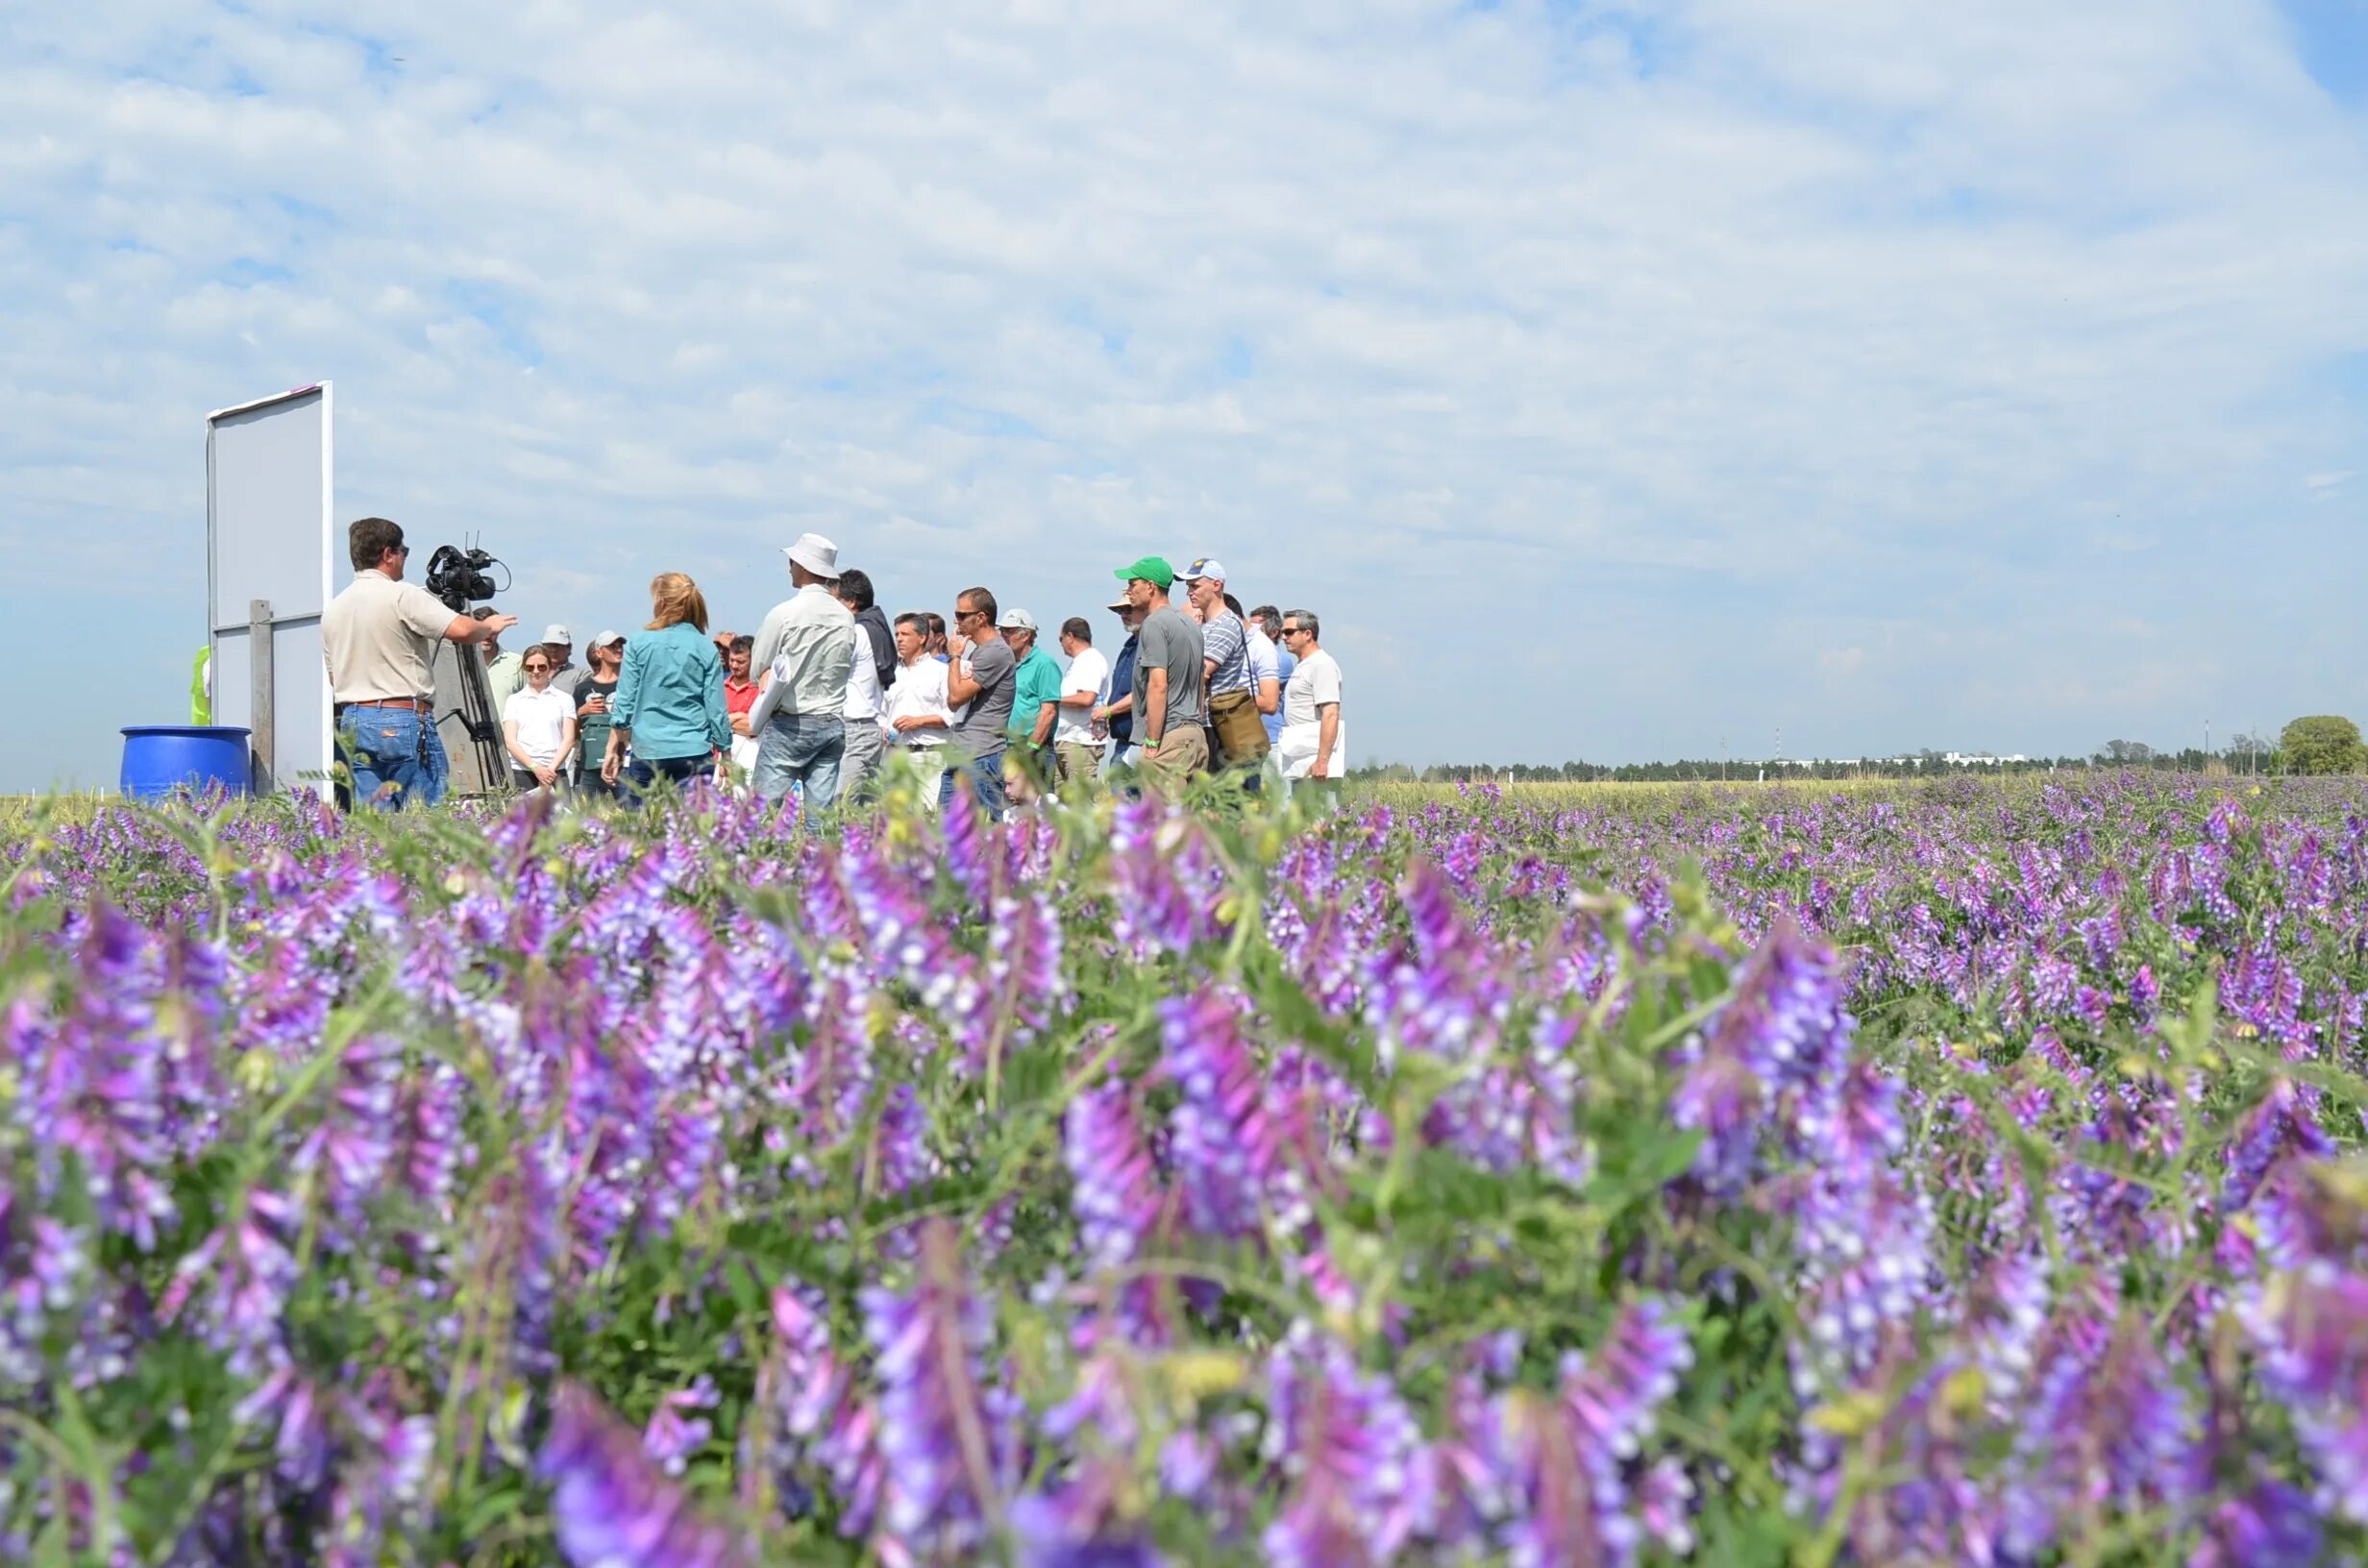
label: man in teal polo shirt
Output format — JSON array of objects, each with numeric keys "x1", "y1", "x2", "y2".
[{"x1": 999, "y1": 608, "x2": 1063, "y2": 803}]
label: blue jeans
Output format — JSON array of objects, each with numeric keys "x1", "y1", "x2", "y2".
[
  {"x1": 621, "y1": 754, "x2": 713, "y2": 800},
  {"x1": 753, "y1": 713, "x2": 846, "y2": 810},
  {"x1": 938, "y1": 750, "x2": 1009, "y2": 817},
  {"x1": 338, "y1": 706, "x2": 447, "y2": 811}
]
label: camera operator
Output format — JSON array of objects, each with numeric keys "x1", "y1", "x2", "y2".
[{"x1": 323, "y1": 516, "x2": 516, "y2": 810}]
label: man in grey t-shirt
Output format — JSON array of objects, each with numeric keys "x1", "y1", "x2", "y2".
[
  {"x1": 1112, "y1": 554, "x2": 1208, "y2": 789},
  {"x1": 942, "y1": 584, "x2": 1016, "y2": 815}
]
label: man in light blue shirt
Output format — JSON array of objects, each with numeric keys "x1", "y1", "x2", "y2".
[
  {"x1": 1251, "y1": 604, "x2": 1295, "y2": 747},
  {"x1": 750, "y1": 532, "x2": 857, "y2": 810}
]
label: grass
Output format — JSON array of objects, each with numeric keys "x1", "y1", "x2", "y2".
[
  {"x1": 0, "y1": 793, "x2": 111, "y2": 834},
  {"x1": 1358, "y1": 774, "x2": 1934, "y2": 811},
  {"x1": 0, "y1": 771, "x2": 2258, "y2": 840}
]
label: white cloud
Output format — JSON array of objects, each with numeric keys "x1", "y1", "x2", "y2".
[{"x1": 3, "y1": 0, "x2": 2365, "y2": 784}]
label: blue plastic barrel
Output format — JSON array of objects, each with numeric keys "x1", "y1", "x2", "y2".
[{"x1": 119, "y1": 725, "x2": 253, "y2": 798}]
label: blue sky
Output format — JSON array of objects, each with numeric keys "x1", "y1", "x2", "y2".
[{"x1": 3, "y1": 0, "x2": 2364, "y2": 790}]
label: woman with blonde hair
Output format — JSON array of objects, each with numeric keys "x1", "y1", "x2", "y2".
[{"x1": 602, "y1": 572, "x2": 729, "y2": 795}]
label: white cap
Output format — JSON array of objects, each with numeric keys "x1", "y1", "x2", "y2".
[
  {"x1": 593, "y1": 629, "x2": 625, "y2": 648},
  {"x1": 783, "y1": 532, "x2": 840, "y2": 577},
  {"x1": 998, "y1": 607, "x2": 1037, "y2": 631},
  {"x1": 1177, "y1": 556, "x2": 1227, "y2": 582},
  {"x1": 542, "y1": 624, "x2": 573, "y2": 644}
]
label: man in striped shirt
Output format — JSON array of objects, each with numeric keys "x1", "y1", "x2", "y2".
[{"x1": 1179, "y1": 557, "x2": 1270, "y2": 772}]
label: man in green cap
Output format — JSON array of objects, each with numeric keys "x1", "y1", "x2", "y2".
[{"x1": 1112, "y1": 555, "x2": 1207, "y2": 788}]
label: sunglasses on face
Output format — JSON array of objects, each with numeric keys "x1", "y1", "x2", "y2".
[{"x1": 525, "y1": 663, "x2": 551, "y2": 674}]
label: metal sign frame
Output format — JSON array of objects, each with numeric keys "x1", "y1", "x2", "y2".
[{"x1": 206, "y1": 382, "x2": 334, "y2": 796}]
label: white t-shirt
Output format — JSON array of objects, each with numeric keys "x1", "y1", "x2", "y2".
[
  {"x1": 1277, "y1": 647, "x2": 1343, "y2": 778},
  {"x1": 503, "y1": 685, "x2": 576, "y2": 769},
  {"x1": 881, "y1": 656, "x2": 954, "y2": 748},
  {"x1": 1054, "y1": 646, "x2": 1110, "y2": 747},
  {"x1": 843, "y1": 631, "x2": 886, "y2": 721}
]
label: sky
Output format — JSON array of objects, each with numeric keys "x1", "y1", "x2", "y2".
[{"x1": 3, "y1": 0, "x2": 2365, "y2": 790}]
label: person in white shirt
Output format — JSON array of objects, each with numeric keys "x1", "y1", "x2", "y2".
[
  {"x1": 835, "y1": 568, "x2": 892, "y2": 803},
  {"x1": 749, "y1": 532, "x2": 857, "y2": 810},
  {"x1": 880, "y1": 611, "x2": 955, "y2": 807},
  {"x1": 1051, "y1": 616, "x2": 1111, "y2": 795},
  {"x1": 1227, "y1": 592, "x2": 1282, "y2": 788},
  {"x1": 1275, "y1": 609, "x2": 1344, "y2": 796},
  {"x1": 502, "y1": 644, "x2": 579, "y2": 796}
]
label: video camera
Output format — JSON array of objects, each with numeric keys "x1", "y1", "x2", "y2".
[{"x1": 423, "y1": 540, "x2": 510, "y2": 613}]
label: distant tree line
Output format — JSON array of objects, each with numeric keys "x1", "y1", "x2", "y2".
[{"x1": 1349, "y1": 716, "x2": 2368, "y2": 782}]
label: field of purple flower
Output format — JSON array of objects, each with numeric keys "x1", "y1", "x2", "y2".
[{"x1": 4, "y1": 772, "x2": 2366, "y2": 1565}]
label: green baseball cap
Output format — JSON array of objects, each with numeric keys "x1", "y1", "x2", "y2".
[{"x1": 1112, "y1": 555, "x2": 1175, "y2": 590}]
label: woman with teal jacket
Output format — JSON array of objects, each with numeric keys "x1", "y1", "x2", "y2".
[{"x1": 602, "y1": 573, "x2": 730, "y2": 793}]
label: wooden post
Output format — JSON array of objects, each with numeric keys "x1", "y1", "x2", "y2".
[{"x1": 249, "y1": 598, "x2": 274, "y2": 794}]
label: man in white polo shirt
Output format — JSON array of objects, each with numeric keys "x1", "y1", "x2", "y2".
[
  {"x1": 1051, "y1": 616, "x2": 1110, "y2": 794},
  {"x1": 882, "y1": 610, "x2": 954, "y2": 806}
]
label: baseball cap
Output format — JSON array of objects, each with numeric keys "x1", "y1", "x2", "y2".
[
  {"x1": 1112, "y1": 555, "x2": 1175, "y2": 590},
  {"x1": 1177, "y1": 557, "x2": 1227, "y2": 583},
  {"x1": 592, "y1": 629, "x2": 625, "y2": 649},
  {"x1": 997, "y1": 607, "x2": 1037, "y2": 631},
  {"x1": 1106, "y1": 593, "x2": 1134, "y2": 612},
  {"x1": 542, "y1": 624, "x2": 573, "y2": 644}
]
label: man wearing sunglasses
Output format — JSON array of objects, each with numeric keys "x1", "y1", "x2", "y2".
[
  {"x1": 941, "y1": 586, "x2": 1015, "y2": 816},
  {"x1": 1273, "y1": 610, "x2": 1343, "y2": 800},
  {"x1": 323, "y1": 516, "x2": 516, "y2": 809}
]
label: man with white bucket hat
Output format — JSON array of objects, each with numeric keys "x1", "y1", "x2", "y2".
[{"x1": 750, "y1": 531, "x2": 857, "y2": 812}]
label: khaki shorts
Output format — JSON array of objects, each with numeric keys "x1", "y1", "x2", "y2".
[
  {"x1": 1056, "y1": 741, "x2": 1103, "y2": 790},
  {"x1": 1140, "y1": 725, "x2": 1210, "y2": 792}
]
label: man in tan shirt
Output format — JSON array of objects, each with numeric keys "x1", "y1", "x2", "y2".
[{"x1": 322, "y1": 516, "x2": 515, "y2": 809}]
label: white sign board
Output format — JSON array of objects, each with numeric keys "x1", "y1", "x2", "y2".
[{"x1": 208, "y1": 383, "x2": 333, "y2": 796}]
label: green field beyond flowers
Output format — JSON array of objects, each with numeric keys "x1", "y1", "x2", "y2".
[{"x1": 3, "y1": 772, "x2": 2366, "y2": 1564}]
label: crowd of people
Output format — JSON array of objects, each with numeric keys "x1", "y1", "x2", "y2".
[{"x1": 320, "y1": 517, "x2": 1344, "y2": 814}]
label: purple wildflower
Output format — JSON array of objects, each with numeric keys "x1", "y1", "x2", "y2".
[
  {"x1": 290, "y1": 1033, "x2": 402, "y2": 1243},
  {"x1": 746, "y1": 1284, "x2": 887, "y2": 1539},
  {"x1": 2005, "y1": 1309, "x2": 2201, "y2": 1556},
  {"x1": 2245, "y1": 1260, "x2": 2368, "y2": 1524},
  {"x1": 643, "y1": 1375, "x2": 721, "y2": 1476},
  {"x1": 1009, "y1": 1474, "x2": 1167, "y2": 1568},
  {"x1": 1494, "y1": 1298, "x2": 1692, "y2": 1567},
  {"x1": 1158, "y1": 992, "x2": 1311, "y2": 1240},
  {"x1": 863, "y1": 1221, "x2": 1017, "y2": 1561},
  {"x1": 538, "y1": 1381, "x2": 749, "y2": 1568},
  {"x1": 1670, "y1": 919, "x2": 1853, "y2": 1192},
  {"x1": 2190, "y1": 1479, "x2": 2325, "y2": 1568},
  {"x1": 1064, "y1": 1079, "x2": 1166, "y2": 1272},
  {"x1": 1259, "y1": 1327, "x2": 1435, "y2": 1565}
]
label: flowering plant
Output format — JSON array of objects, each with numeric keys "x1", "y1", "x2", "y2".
[{"x1": 0, "y1": 772, "x2": 2362, "y2": 1563}]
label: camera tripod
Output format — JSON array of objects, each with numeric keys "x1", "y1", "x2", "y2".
[{"x1": 429, "y1": 636, "x2": 517, "y2": 797}]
